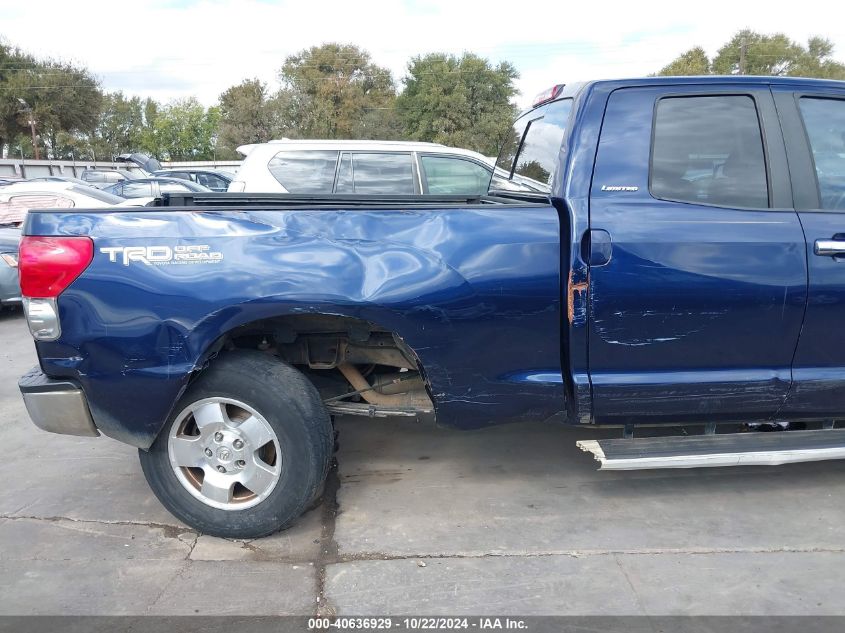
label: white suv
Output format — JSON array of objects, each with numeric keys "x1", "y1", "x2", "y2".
[{"x1": 228, "y1": 140, "x2": 497, "y2": 195}]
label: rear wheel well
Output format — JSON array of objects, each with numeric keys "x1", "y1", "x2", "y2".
[{"x1": 196, "y1": 314, "x2": 434, "y2": 418}]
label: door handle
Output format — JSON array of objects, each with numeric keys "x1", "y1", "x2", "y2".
[{"x1": 814, "y1": 239, "x2": 845, "y2": 257}]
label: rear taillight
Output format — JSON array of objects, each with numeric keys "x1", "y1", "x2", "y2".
[
  {"x1": 19, "y1": 236, "x2": 93, "y2": 341},
  {"x1": 19, "y1": 236, "x2": 93, "y2": 299}
]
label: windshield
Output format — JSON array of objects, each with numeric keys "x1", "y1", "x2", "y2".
[{"x1": 494, "y1": 98, "x2": 573, "y2": 193}]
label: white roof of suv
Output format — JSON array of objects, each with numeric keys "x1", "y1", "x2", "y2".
[
  {"x1": 237, "y1": 139, "x2": 464, "y2": 156},
  {"x1": 230, "y1": 139, "x2": 496, "y2": 194}
]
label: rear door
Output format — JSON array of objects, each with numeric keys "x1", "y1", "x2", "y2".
[
  {"x1": 588, "y1": 85, "x2": 806, "y2": 424},
  {"x1": 774, "y1": 87, "x2": 845, "y2": 419}
]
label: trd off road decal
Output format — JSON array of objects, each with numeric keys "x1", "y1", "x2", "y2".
[{"x1": 100, "y1": 245, "x2": 224, "y2": 266}]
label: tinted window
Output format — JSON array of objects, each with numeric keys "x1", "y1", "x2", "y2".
[
  {"x1": 351, "y1": 153, "x2": 415, "y2": 194},
  {"x1": 496, "y1": 99, "x2": 572, "y2": 193},
  {"x1": 268, "y1": 151, "x2": 339, "y2": 193},
  {"x1": 651, "y1": 96, "x2": 768, "y2": 208},
  {"x1": 420, "y1": 156, "x2": 491, "y2": 194},
  {"x1": 121, "y1": 182, "x2": 153, "y2": 198},
  {"x1": 799, "y1": 97, "x2": 845, "y2": 210}
]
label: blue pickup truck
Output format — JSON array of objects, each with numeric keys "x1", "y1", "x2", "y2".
[{"x1": 17, "y1": 76, "x2": 845, "y2": 537}]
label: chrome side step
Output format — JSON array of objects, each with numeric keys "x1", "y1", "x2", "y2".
[{"x1": 577, "y1": 429, "x2": 845, "y2": 470}]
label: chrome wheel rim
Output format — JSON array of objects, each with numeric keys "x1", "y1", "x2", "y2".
[{"x1": 168, "y1": 397, "x2": 282, "y2": 511}]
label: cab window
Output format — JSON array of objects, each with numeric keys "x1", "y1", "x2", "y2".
[
  {"x1": 650, "y1": 95, "x2": 769, "y2": 208},
  {"x1": 496, "y1": 99, "x2": 573, "y2": 193}
]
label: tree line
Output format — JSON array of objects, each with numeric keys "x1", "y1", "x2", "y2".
[{"x1": 1, "y1": 30, "x2": 843, "y2": 163}]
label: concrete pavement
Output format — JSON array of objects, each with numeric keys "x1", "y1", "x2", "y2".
[{"x1": 1, "y1": 309, "x2": 844, "y2": 615}]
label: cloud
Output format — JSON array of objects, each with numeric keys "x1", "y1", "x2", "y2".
[{"x1": 3, "y1": 0, "x2": 843, "y2": 107}]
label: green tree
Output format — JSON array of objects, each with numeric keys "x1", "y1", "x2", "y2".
[
  {"x1": 217, "y1": 78, "x2": 288, "y2": 157},
  {"x1": 0, "y1": 41, "x2": 36, "y2": 152},
  {"x1": 90, "y1": 92, "x2": 145, "y2": 159},
  {"x1": 396, "y1": 52, "x2": 518, "y2": 156},
  {"x1": 657, "y1": 46, "x2": 710, "y2": 76},
  {"x1": 0, "y1": 41, "x2": 101, "y2": 159},
  {"x1": 658, "y1": 30, "x2": 845, "y2": 79},
  {"x1": 23, "y1": 60, "x2": 101, "y2": 159},
  {"x1": 141, "y1": 98, "x2": 220, "y2": 160},
  {"x1": 279, "y1": 43, "x2": 398, "y2": 139}
]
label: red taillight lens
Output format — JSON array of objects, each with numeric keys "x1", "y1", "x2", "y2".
[{"x1": 19, "y1": 236, "x2": 94, "y2": 298}]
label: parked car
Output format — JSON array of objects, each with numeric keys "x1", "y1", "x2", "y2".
[
  {"x1": 0, "y1": 181, "x2": 153, "y2": 226},
  {"x1": 0, "y1": 226, "x2": 21, "y2": 307},
  {"x1": 79, "y1": 169, "x2": 137, "y2": 189},
  {"x1": 0, "y1": 181, "x2": 152, "y2": 306},
  {"x1": 18, "y1": 76, "x2": 845, "y2": 539},
  {"x1": 153, "y1": 169, "x2": 234, "y2": 192},
  {"x1": 103, "y1": 177, "x2": 211, "y2": 199},
  {"x1": 228, "y1": 140, "x2": 497, "y2": 195}
]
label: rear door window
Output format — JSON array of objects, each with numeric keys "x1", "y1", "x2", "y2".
[
  {"x1": 420, "y1": 156, "x2": 491, "y2": 195},
  {"x1": 799, "y1": 97, "x2": 845, "y2": 210},
  {"x1": 650, "y1": 95, "x2": 769, "y2": 208},
  {"x1": 349, "y1": 153, "x2": 415, "y2": 194},
  {"x1": 268, "y1": 151, "x2": 339, "y2": 193}
]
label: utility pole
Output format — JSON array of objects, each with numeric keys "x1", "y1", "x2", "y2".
[
  {"x1": 739, "y1": 37, "x2": 748, "y2": 75},
  {"x1": 17, "y1": 99, "x2": 40, "y2": 160},
  {"x1": 27, "y1": 117, "x2": 39, "y2": 160}
]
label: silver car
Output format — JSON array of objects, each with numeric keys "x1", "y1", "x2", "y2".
[{"x1": 0, "y1": 226, "x2": 20, "y2": 307}]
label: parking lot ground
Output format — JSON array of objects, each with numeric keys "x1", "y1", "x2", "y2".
[{"x1": 2, "y1": 309, "x2": 845, "y2": 615}]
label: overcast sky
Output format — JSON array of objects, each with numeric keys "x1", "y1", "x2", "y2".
[{"x1": 4, "y1": 0, "x2": 844, "y2": 108}]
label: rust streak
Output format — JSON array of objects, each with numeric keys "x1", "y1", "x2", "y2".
[{"x1": 567, "y1": 269, "x2": 589, "y2": 324}]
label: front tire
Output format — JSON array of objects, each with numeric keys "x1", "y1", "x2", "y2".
[{"x1": 139, "y1": 351, "x2": 332, "y2": 538}]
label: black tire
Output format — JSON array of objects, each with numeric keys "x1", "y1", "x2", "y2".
[{"x1": 139, "y1": 351, "x2": 332, "y2": 538}]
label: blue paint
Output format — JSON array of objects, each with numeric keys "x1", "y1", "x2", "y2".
[{"x1": 28, "y1": 206, "x2": 563, "y2": 446}]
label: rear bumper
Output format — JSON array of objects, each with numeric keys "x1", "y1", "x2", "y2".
[{"x1": 19, "y1": 366, "x2": 99, "y2": 437}]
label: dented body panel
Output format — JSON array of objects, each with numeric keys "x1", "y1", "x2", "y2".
[{"x1": 26, "y1": 206, "x2": 563, "y2": 446}]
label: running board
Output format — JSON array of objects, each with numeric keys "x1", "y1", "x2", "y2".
[{"x1": 577, "y1": 429, "x2": 845, "y2": 470}]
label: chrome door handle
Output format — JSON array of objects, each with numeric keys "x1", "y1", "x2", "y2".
[{"x1": 814, "y1": 239, "x2": 845, "y2": 256}]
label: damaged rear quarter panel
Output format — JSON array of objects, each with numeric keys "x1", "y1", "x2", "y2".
[{"x1": 30, "y1": 205, "x2": 563, "y2": 447}]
